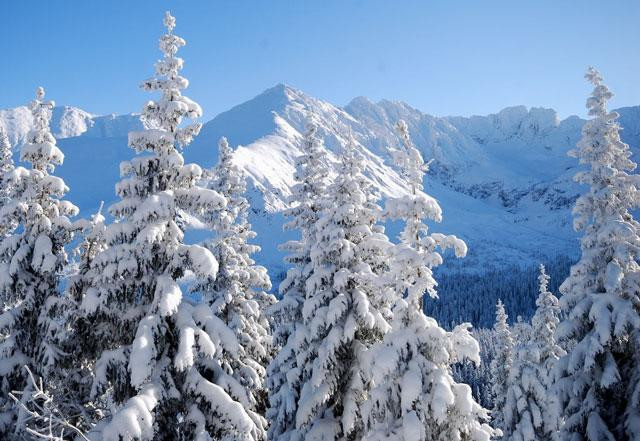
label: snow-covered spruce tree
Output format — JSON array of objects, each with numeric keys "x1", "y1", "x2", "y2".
[
  {"x1": 0, "y1": 128, "x2": 14, "y2": 220},
  {"x1": 503, "y1": 265, "x2": 564, "y2": 441},
  {"x1": 293, "y1": 135, "x2": 393, "y2": 441},
  {"x1": 55, "y1": 203, "x2": 108, "y2": 431},
  {"x1": 514, "y1": 316, "x2": 532, "y2": 342},
  {"x1": 0, "y1": 128, "x2": 11, "y2": 169},
  {"x1": 509, "y1": 316, "x2": 532, "y2": 360},
  {"x1": 75, "y1": 13, "x2": 254, "y2": 441},
  {"x1": 0, "y1": 88, "x2": 79, "y2": 436},
  {"x1": 490, "y1": 299, "x2": 513, "y2": 435},
  {"x1": 452, "y1": 328, "x2": 497, "y2": 410},
  {"x1": 187, "y1": 136, "x2": 275, "y2": 439},
  {"x1": 361, "y1": 120, "x2": 494, "y2": 441},
  {"x1": 67, "y1": 203, "x2": 108, "y2": 311},
  {"x1": 554, "y1": 67, "x2": 640, "y2": 441},
  {"x1": 0, "y1": 128, "x2": 11, "y2": 173},
  {"x1": 266, "y1": 120, "x2": 329, "y2": 441},
  {"x1": 531, "y1": 266, "x2": 564, "y2": 374}
]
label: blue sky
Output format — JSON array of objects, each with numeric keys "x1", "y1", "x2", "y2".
[{"x1": 2, "y1": 1, "x2": 639, "y2": 120}]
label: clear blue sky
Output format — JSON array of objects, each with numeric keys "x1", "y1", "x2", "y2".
[{"x1": 2, "y1": 1, "x2": 639, "y2": 120}]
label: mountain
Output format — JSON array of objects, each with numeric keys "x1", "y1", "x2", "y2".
[
  {"x1": 0, "y1": 105, "x2": 142, "y2": 146},
  {"x1": 2, "y1": 84, "x2": 639, "y2": 283}
]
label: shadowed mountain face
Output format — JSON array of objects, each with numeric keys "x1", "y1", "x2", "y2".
[{"x1": 2, "y1": 84, "x2": 639, "y2": 276}]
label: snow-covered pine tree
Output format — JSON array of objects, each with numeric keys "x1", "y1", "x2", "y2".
[
  {"x1": 293, "y1": 135, "x2": 393, "y2": 440},
  {"x1": 0, "y1": 128, "x2": 14, "y2": 237},
  {"x1": 361, "y1": 120, "x2": 494, "y2": 441},
  {"x1": 490, "y1": 299, "x2": 513, "y2": 435},
  {"x1": 0, "y1": 87, "x2": 79, "y2": 436},
  {"x1": 554, "y1": 67, "x2": 640, "y2": 441},
  {"x1": 187, "y1": 136, "x2": 275, "y2": 440},
  {"x1": 76, "y1": 13, "x2": 245, "y2": 441},
  {"x1": 452, "y1": 328, "x2": 498, "y2": 410},
  {"x1": 55, "y1": 203, "x2": 108, "y2": 431},
  {"x1": 67, "y1": 203, "x2": 108, "y2": 311},
  {"x1": 0, "y1": 129, "x2": 11, "y2": 171},
  {"x1": 531, "y1": 265, "x2": 565, "y2": 439},
  {"x1": 266, "y1": 120, "x2": 330, "y2": 441},
  {"x1": 510, "y1": 315, "x2": 532, "y2": 354},
  {"x1": 0, "y1": 129, "x2": 13, "y2": 195},
  {"x1": 504, "y1": 265, "x2": 564, "y2": 441}
]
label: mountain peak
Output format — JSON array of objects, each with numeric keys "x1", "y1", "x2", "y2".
[
  {"x1": 347, "y1": 96, "x2": 375, "y2": 108},
  {"x1": 193, "y1": 84, "x2": 301, "y2": 157},
  {"x1": 256, "y1": 82, "x2": 306, "y2": 103},
  {"x1": 260, "y1": 82, "x2": 290, "y2": 96}
]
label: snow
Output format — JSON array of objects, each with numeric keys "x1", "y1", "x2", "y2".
[
  {"x1": 605, "y1": 260, "x2": 623, "y2": 291},
  {"x1": 174, "y1": 304, "x2": 197, "y2": 371},
  {"x1": 129, "y1": 316, "x2": 158, "y2": 388},
  {"x1": 454, "y1": 383, "x2": 474, "y2": 415},
  {"x1": 184, "y1": 369, "x2": 257, "y2": 438},
  {"x1": 31, "y1": 234, "x2": 57, "y2": 273},
  {"x1": 400, "y1": 367, "x2": 422, "y2": 410},
  {"x1": 101, "y1": 384, "x2": 160, "y2": 441},
  {"x1": 193, "y1": 303, "x2": 240, "y2": 355},
  {"x1": 81, "y1": 287, "x2": 101, "y2": 313},
  {"x1": 451, "y1": 323, "x2": 481, "y2": 365},
  {"x1": 182, "y1": 244, "x2": 218, "y2": 278},
  {"x1": 41, "y1": 175, "x2": 68, "y2": 196},
  {"x1": 154, "y1": 274, "x2": 182, "y2": 316},
  {"x1": 403, "y1": 411, "x2": 425, "y2": 441},
  {"x1": 20, "y1": 140, "x2": 64, "y2": 165}
]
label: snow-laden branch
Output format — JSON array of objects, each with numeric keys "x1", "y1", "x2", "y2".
[{"x1": 9, "y1": 365, "x2": 89, "y2": 441}]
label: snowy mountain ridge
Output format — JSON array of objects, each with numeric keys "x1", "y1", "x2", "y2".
[
  {"x1": 2, "y1": 83, "x2": 639, "y2": 275},
  {"x1": 0, "y1": 105, "x2": 142, "y2": 146}
]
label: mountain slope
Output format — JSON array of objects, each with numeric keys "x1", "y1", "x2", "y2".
[{"x1": 2, "y1": 85, "x2": 639, "y2": 278}]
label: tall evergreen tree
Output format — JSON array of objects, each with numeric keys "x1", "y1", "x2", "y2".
[
  {"x1": 266, "y1": 121, "x2": 329, "y2": 441},
  {"x1": 0, "y1": 129, "x2": 13, "y2": 194},
  {"x1": 490, "y1": 299, "x2": 513, "y2": 435},
  {"x1": 67, "y1": 203, "x2": 108, "y2": 313},
  {"x1": 0, "y1": 88, "x2": 79, "y2": 436},
  {"x1": 57, "y1": 203, "x2": 108, "y2": 432},
  {"x1": 76, "y1": 13, "x2": 251, "y2": 441},
  {"x1": 0, "y1": 129, "x2": 11, "y2": 172},
  {"x1": 504, "y1": 265, "x2": 564, "y2": 441},
  {"x1": 294, "y1": 136, "x2": 393, "y2": 440},
  {"x1": 555, "y1": 67, "x2": 640, "y2": 441},
  {"x1": 511, "y1": 316, "x2": 532, "y2": 345},
  {"x1": 361, "y1": 120, "x2": 494, "y2": 441},
  {"x1": 0, "y1": 128, "x2": 15, "y2": 237},
  {"x1": 187, "y1": 136, "x2": 275, "y2": 440}
]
